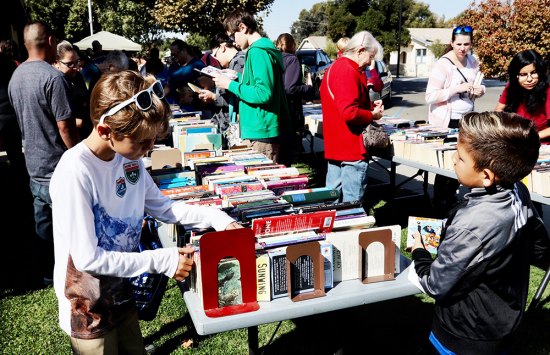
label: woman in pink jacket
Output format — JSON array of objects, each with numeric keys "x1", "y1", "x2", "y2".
[{"x1": 425, "y1": 25, "x2": 485, "y2": 213}]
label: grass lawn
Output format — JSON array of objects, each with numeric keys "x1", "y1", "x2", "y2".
[{"x1": 1, "y1": 153, "x2": 549, "y2": 354}]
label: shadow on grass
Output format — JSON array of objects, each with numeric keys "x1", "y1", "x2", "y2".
[{"x1": 260, "y1": 295, "x2": 437, "y2": 355}]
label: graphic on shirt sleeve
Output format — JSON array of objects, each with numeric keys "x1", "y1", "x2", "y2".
[
  {"x1": 116, "y1": 177, "x2": 126, "y2": 197},
  {"x1": 124, "y1": 161, "x2": 140, "y2": 185},
  {"x1": 93, "y1": 204, "x2": 142, "y2": 252}
]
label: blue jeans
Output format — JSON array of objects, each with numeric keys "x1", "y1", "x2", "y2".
[
  {"x1": 429, "y1": 332, "x2": 456, "y2": 355},
  {"x1": 325, "y1": 160, "x2": 368, "y2": 203},
  {"x1": 29, "y1": 179, "x2": 54, "y2": 279}
]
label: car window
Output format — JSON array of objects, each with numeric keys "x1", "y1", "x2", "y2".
[
  {"x1": 298, "y1": 53, "x2": 316, "y2": 67},
  {"x1": 321, "y1": 52, "x2": 329, "y2": 65}
]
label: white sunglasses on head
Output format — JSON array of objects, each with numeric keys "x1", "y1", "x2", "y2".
[{"x1": 98, "y1": 80, "x2": 165, "y2": 125}]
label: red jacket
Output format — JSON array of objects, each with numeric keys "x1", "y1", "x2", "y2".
[
  {"x1": 320, "y1": 57, "x2": 374, "y2": 161},
  {"x1": 366, "y1": 67, "x2": 383, "y2": 93}
]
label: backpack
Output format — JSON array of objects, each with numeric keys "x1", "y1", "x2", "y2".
[{"x1": 129, "y1": 216, "x2": 169, "y2": 321}]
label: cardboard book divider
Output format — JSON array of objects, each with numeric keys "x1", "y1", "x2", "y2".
[
  {"x1": 359, "y1": 229, "x2": 395, "y2": 284},
  {"x1": 199, "y1": 229, "x2": 259, "y2": 317},
  {"x1": 286, "y1": 241, "x2": 326, "y2": 302},
  {"x1": 150, "y1": 148, "x2": 182, "y2": 170}
]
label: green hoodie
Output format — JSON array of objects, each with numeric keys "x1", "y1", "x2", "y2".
[{"x1": 228, "y1": 37, "x2": 290, "y2": 140}]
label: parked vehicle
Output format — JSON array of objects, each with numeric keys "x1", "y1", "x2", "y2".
[
  {"x1": 296, "y1": 49, "x2": 333, "y2": 99},
  {"x1": 368, "y1": 60, "x2": 393, "y2": 105}
]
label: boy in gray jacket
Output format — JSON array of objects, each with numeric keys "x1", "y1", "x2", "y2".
[{"x1": 412, "y1": 111, "x2": 550, "y2": 354}]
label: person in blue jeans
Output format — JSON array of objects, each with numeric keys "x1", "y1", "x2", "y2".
[
  {"x1": 320, "y1": 31, "x2": 384, "y2": 202},
  {"x1": 8, "y1": 22, "x2": 79, "y2": 286}
]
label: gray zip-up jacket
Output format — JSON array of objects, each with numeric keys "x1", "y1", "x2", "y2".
[{"x1": 413, "y1": 183, "x2": 550, "y2": 354}]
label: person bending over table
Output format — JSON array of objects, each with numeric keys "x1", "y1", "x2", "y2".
[
  {"x1": 320, "y1": 30, "x2": 384, "y2": 203},
  {"x1": 50, "y1": 70, "x2": 241, "y2": 354}
]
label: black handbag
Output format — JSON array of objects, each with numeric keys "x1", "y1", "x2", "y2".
[{"x1": 129, "y1": 216, "x2": 169, "y2": 321}]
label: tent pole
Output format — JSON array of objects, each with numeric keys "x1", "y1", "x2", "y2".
[{"x1": 87, "y1": 0, "x2": 94, "y2": 36}]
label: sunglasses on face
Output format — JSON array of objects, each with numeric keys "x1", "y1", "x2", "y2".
[
  {"x1": 60, "y1": 60, "x2": 79, "y2": 69},
  {"x1": 99, "y1": 80, "x2": 165, "y2": 125},
  {"x1": 453, "y1": 25, "x2": 473, "y2": 35}
]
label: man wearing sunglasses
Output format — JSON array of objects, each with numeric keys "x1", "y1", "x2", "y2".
[
  {"x1": 8, "y1": 21, "x2": 79, "y2": 288},
  {"x1": 213, "y1": 8, "x2": 290, "y2": 164},
  {"x1": 54, "y1": 40, "x2": 93, "y2": 140}
]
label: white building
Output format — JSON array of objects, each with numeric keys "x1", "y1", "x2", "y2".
[
  {"x1": 389, "y1": 28, "x2": 453, "y2": 77},
  {"x1": 297, "y1": 36, "x2": 329, "y2": 50}
]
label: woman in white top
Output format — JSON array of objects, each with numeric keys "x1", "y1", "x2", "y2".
[
  {"x1": 426, "y1": 25, "x2": 485, "y2": 129},
  {"x1": 425, "y1": 25, "x2": 486, "y2": 214}
]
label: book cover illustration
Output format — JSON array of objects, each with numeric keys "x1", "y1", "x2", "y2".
[
  {"x1": 217, "y1": 257, "x2": 243, "y2": 307},
  {"x1": 406, "y1": 216, "x2": 446, "y2": 255}
]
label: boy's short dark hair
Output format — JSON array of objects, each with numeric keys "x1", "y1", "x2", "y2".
[
  {"x1": 459, "y1": 111, "x2": 540, "y2": 186},
  {"x1": 170, "y1": 39, "x2": 192, "y2": 54},
  {"x1": 209, "y1": 33, "x2": 237, "y2": 51},
  {"x1": 223, "y1": 8, "x2": 258, "y2": 35}
]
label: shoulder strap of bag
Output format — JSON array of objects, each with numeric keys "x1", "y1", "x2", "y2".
[
  {"x1": 443, "y1": 56, "x2": 468, "y2": 83},
  {"x1": 326, "y1": 65, "x2": 335, "y2": 100}
]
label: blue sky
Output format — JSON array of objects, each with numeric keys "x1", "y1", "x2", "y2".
[{"x1": 261, "y1": 0, "x2": 474, "y2": 40}]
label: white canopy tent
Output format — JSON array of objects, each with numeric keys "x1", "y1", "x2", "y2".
[{"x1": 73, "y1": 31, "x2": 142, "y2": 52}]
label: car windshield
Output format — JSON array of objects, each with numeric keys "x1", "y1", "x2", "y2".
[{"x1": 298, "y1": 54, "x2": 316, "y2": 67}]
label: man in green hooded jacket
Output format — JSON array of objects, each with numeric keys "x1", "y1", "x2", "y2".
[{"x1": 213, "y1": 8, "x2": 290, "y2": 164}]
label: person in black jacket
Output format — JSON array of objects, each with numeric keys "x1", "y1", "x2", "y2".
[
  {"x1": 276, "y1": 33, "x2": 314, "y2": 167},
  {"x1": 412, "y1": 111, "x2": 550, "y2": 354},
  {"x1": 0, "y1": 51, "x2": 27, "y2": 188}
]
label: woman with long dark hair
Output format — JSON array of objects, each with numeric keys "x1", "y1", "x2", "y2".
[{"x1": 495, "y1": 49, "x2": 550, "y2": 143}]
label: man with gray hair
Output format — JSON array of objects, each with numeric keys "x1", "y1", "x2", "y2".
[
  {"x1": 102, "y1": 49, "x2": 130, "y2": 73},
  {"x1": 8, "y1": 21, "x2": 79, "y2": 287}
]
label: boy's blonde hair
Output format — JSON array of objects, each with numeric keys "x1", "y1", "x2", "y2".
[
  {"x1": 336, "y1": 37, "x2": 349, "y2": 52},
  {"x1": 459, "y1": 111, "x2": 540, "y2": 186},
  {"x1": 90, "y1": 70, "x2": 170, "y2": 141}
]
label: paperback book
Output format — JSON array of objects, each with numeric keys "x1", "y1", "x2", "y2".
[{"x1": 406, "y1": 216, "x2": 446, "y2": 255}]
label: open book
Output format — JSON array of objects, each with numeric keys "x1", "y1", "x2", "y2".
[{"x1": 195, "y1": 66, "x2": 238, "y2": 80}]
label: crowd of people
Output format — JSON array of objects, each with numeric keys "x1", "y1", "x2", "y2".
[{"x1": 0, "y1": 10, "x2": 549, "y2": 355}]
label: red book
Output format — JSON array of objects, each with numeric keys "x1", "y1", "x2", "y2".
[{"x1": 252, "y1": 210, "x2": 336, "y2": 237}]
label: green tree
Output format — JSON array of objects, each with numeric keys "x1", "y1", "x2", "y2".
[
  {"x1": 429, "y1": 40, "x2": 447, "y2": 59},
  {"x1": 458, "y1": 0, "x2": 550, "y2": 78},
  {"x1": 405, "y1": 1, "x2": 439, "y2": 28},
  {"x1": 25, "y1": 0, "x2": 162, "y2": 45},
  {"x1": 290, "y1": 3, "x2": 328, "y2": 43},
  {"x1": 152, "y1": 0, "x2": 275, "y2": 38}
]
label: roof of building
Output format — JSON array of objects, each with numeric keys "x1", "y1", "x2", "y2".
[
  {"x1": 408, "y1": 28, "x2": 454, "y2": 47},
  {"x1": 297, "y1": 36, "x2": 328, "y2": 50}
]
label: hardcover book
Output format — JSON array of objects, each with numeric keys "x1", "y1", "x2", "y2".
[
  {"x1": 280, "y1": 187, "x2": 340, "y2": 205},
  {"x1": 256, "y1": 252, "x2": 271, "y2": 302},
  {"x1": 268, "y1": 247, "x2": 288, "y2": 299},
  {"x1": 252, "y1": 210, "x2": 336, "y2": 237},
  {"x1": 406, "y1": 216, "x2": 446, "y2": 255},
  {"x1": 320, "y1": 241, "x2": 334, "y2": 289}
]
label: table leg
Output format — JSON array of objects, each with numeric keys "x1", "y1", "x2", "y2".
[{"x1": 248, "y1": 325, "x2": 259, "y2": 355}]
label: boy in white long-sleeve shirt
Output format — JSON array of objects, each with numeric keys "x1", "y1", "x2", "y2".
[{"x1": 50, "y1": 70, "x2": 241, "y2": 354}]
